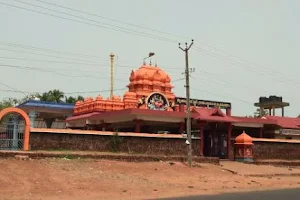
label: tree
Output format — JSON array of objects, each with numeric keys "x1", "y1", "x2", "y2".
[
  {"x1": 37, "y1": 89, "x2": 65, "y2": 103},
  {"x1": 65, "y1": 95, "x2": 84, "y2": 104},
  {"x1": 0, "y1": 98, "x2": 19, "y2": 111},
  {"x1": 297, "y1": 114, "x2": 300, "y2": 118},
  {"x1": 50, "y1": 89, "x2": 65, "y2": 103},
  {"x1": 254, "y1": 108, "x2": 268, "y2": 118}
]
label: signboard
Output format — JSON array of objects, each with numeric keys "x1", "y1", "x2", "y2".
[
  {"x1": 279, "y1": 129, "x2": 300, "y2": 135},
  {"x1": 175, "y1": 97, "x2": 231, "y2": 109}
]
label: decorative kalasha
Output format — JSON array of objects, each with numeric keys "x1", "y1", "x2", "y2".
[
  {"x1": 234, "y1": 131, "x2": 254, "y2": 163},
  {"x1": 147, "y1": 93, "x2": 168, "y2": 110}
]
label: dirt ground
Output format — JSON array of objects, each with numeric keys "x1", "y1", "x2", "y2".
[{"x1": 0, "y1": 158, "x2": 300, "y2": 200}]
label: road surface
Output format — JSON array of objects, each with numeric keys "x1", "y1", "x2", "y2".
[{"x1": 158, "y1": 188, "x2": 300, "y2": 200}]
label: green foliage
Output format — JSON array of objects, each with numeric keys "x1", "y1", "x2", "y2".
[
  {"x1": 65, "y1": 95, "x2": 84, "y2": 104},
  {"x1": 0, "y1": 89, "x2": 85, "y2": 109},
  {"x1": 253, "y1": 108, "x2": 268, "y2": 118},
  {"x1": 110, "y1": 130, "x2": 123, "y2": 152},
  {"x1": 0, "y1": 98, "x2": 19, "y2": 111},
  {"x1": 38, "y1": 89, "x2": 65, "y2": 103}
]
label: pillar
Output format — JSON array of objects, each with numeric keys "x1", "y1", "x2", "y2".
[
  {"x1": 135, "y1": 119, "x2": 141, "y2": 133},
  {"x1": 198, "y1": 121, "x2": 205, "y2": 156},
  {"x1": 226, "y1": 108, "x2": 231, "y2": 116},
  {"x1": 12, "y1": 115, "x2": 19, "y2": 149},
  {"x1": 259, "y1": 127, "x2": 263, "y2": 138},
  {"x1": 28, "y1": 111, "x2": 37, "y2": 128},
  {"x1": 272, "y1": 108, "x2": 275, "y2": 116},
  {"x1": 179, "y1": 121, "x2": 185, "y2": 134},
  {"x1": 211, "y1": 123, "x2": 217, "y2": 157},
  {"x1": 282, "y1": 107, "x2": 284, "y2": 117},
  {"x1": 269, "y1": 109, "x2": 271, "y2": 116},
  {"x1": 45, "y1": 118, "x2": 54, "y2": 128},
  {"x1": 227, "y1": 124, "x2": 233, "y2": 160}
]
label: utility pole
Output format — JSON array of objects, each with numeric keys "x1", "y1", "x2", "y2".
[
  {"x1": 179, "y1": 39, "x2": 194, "y2": 167},
  {"x1": 110, "y1": 53, "x2": 115, "y2": 99}
]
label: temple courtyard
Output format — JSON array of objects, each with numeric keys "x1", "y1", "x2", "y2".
[{"x1": 0, "y1": 157, "x2": 300, "y2": 200}]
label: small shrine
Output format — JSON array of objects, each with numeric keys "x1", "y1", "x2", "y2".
[{"x1": 234, "y1": 131, "x2": 254, "y2": 163}]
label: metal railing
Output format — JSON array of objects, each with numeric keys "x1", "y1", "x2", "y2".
[{"x1": 0, "y1": 121, "x2": 24, "y2": 150}]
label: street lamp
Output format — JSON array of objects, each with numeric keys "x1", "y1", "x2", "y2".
[{"x1": 143, "y1": 52, "x2": 155, "y2": 65}]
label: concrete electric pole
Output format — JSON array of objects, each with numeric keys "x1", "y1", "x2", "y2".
[
  {"x1": 179, "y1": 39, "x2": 194, "y2": 167},
  {"x1": 110, "y1": 53, "x2": 115, "y2": 99}
]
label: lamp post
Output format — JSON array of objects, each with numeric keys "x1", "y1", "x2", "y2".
[{"x1": 143, "y1": 52, "x2": 155, "y2": 65}]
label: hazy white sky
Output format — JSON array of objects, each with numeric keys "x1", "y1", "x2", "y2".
[{"x1": 0, "y1": 0, "x2": 299, "y2": 117}]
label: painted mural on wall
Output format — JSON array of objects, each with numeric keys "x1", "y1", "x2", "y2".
[{"x1": 147, "y1": 93, "x2": 168, "y2": 111}]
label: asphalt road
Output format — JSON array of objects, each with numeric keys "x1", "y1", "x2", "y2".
[{"x1": 157, "y1": 188, "x2": 300, "y2": 200}]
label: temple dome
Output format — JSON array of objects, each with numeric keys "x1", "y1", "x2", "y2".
[
  {"x1": 235, "y1": 131, "x2": 253, "y2": 144},
  {"x1": 131, "y1": 65, "x2": 170, "y2": 84}
]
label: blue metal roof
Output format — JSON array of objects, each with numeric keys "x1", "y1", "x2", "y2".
[{"x1": 17, "y1": 100, "x2": 74, "y2": 110}]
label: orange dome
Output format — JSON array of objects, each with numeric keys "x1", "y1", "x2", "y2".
[
  {"x1": 235, "y1": 131, "x2": 253, "y2": 144},
  {"x1": 132, "y1": 65, "x2": 169, "y2": 83}
]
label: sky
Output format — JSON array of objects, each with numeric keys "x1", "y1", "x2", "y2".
[{"x1": 0, "y1": 0, "x2": 299, "y2": 117}]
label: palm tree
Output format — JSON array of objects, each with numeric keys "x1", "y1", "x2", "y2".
[
  {"x1": 50, "y1": 89, "x2": 65, "y2": 103},
  {"x1": 65, "y1": 95, "x2": 84, "y2": 104},
  {"x1": 37, "y1": 90, "x2": 64, "y2": 103}
]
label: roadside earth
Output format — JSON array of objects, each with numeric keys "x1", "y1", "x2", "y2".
[{"x1": 0, "y1": 158, "x2": 299, "y2": 200}]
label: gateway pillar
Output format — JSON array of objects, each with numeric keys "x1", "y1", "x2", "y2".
[
  {"x1": 227, "y1": 124, "x2": 233, "y2": 160},
  {"x1": 179, "y1": 121, "x2": 185, "y2": 134},
  {"x1": 198, "y1": 121, "x2": 206, "y2": 156}
]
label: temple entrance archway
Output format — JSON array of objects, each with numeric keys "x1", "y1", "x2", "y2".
[{"x1": 0, "y1": 108, "x2": 30, "y2": 151}]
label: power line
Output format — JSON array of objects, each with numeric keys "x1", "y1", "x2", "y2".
[
  {"x1": 0, "y1": 56, "x2": 107, "y2": 68},
  {"x1": 3, "y1": 1, "x2": 176, "y2": 44},
  {"x1": 0, "y1": 80, "x2": 28, "y2": 95},
  {"x1": 4, "y1": 0, "x2": 295, "y2": 85},
  {"x1": 0, "y1": 63, "x2": 128, "y2": 81},
  {"x1": 34, "y1": 0, "x2": 298, "y2": 83},
  {"x1": 0, "y1": 47, "x2": 105, "y2": 65},
  {"x1": 194, "y1": 47, "x2": 300, "y2": 87},
  {"x1": 0, "y1": 41, "x2": 104, "y2": 61},
  {"x1": 190, "y1": 88, "x2": 253, "y2": 106},
  {"x1": 34, "y1": 0, "x2": 191, "y2": 40},
  {"x1": 0, "y1": 77, "x2": 185, "y2": 95}
]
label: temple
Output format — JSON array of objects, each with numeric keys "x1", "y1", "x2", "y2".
[{"x1": 65, "y1": 63, "x2": 300, "y2": 158}]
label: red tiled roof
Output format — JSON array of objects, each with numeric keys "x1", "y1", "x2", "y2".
[
  {"x1": 66, "y1": 109, "x2": 188, "y2": 122},
  {"x1": 263, "y1": 116, "x2": 300, "y2": 129},
  {"x1": 66, "y1": 112, "x2": 101, "y2": 121},
  {"x1": 231, "y1": 116, "x2": 276, "y2": 124},
  {"x1": 192, "y1": 107, "x2": 237, "y2": 123}
]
